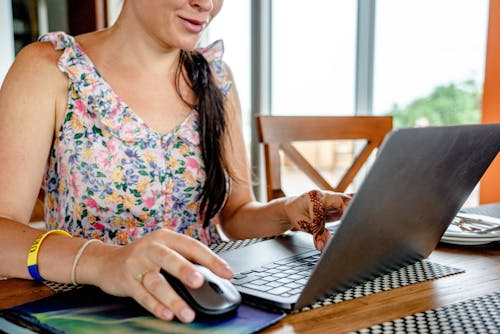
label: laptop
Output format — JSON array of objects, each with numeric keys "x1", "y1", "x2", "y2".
[{"x1": 219, "y1": 123, "x2": 500, "y2": 312}]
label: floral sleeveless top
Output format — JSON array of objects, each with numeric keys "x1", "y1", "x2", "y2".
[{"x1": 39, "y1": 32, "x2": 232, "y2": 245}]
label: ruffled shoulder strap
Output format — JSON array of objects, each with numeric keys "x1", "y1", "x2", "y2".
[
  {"x1": 197, "y1": 40, "x2": 232, "y2": 96},
  {"x1": 38, "y1": 31, "x2": 76, "y2": 50},
  {"x1": 38, "y1": 31, "x2": 98, "y2": 84}
]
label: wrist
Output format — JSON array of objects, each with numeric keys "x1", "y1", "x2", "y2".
[
  {"x1": 27, "y1": 230, "x2": 72, "y2": 281},
  {"x1": 74, "y1": 241, "x2": 119, "y2": 286},
  {"x1": 272, "y1": 197, "x2": 293, "y2": 233}
]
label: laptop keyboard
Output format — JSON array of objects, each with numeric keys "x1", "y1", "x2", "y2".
[{"x1": 230, "y1": 250, "x2": 320, "y2": 298}]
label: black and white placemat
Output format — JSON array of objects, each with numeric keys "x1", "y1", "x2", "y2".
[
  {"x1": 351, "y1": 292, "x2": 500, "y2": 334},
  {"x1": 293, "y1": 260, "x2": 463, "y2": 312},
  {"x1": 43, "y1": 237, "x2": 464, "y2": 313},
  {"x1": 209, "y1": 237, "x2": 267, "y2": 253}
]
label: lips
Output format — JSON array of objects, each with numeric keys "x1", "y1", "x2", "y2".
[{"x1": 179, "y1": 16, "x2": 207, "y2": 33}]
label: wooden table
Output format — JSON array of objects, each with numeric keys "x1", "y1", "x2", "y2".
[{"x1": 1, "y1": 243, "x2": 498, "y2": 333}]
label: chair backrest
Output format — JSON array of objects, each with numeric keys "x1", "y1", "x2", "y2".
[{"x1": 256, "y1": 115, "x2": 393, "y2": 200}]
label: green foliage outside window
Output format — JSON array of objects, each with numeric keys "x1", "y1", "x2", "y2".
[{"x1": 387, "y1": 79, "x2": 482, "y2": 128}]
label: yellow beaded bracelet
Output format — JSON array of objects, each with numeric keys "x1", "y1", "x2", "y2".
[{"x1": 27, "y1": 230, "x2": 72, "y2": 281}]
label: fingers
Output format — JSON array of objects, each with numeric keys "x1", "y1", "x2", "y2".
[
  {"x1": 323, "y1": 191, "x2": 352, "y2": 221},
  {"x1": 116, "y1": 230, "x2": 234, "y2": 323},
  {"x1": 287, "y1": 190, "x2": 353, "y2": 251},
  {"x1": 290, "y1": 190, "x2": 328, "y2": 250},
  {"x1": 144, "y1": 240, "x2": 205, "y2": 288},
  {"x1": 156, "y1": 230, "x2": 233, "y2": 280},
  {"x1": 314, "y1": 229, "x2": 331, "y2": 251},
  {"x1": 132, "y1": 271, "x2": 196, "y2": 323},
  {"x1": 307, "y1": 190, "x2": 327, "y2": 248},
  {"x1": 313, "y1": 191, "x2": 352, "y2": 249}
]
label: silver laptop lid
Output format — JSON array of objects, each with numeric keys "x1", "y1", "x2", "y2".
[{"x1": 296, "y1": 123, "x2": 500, "y2": 309}]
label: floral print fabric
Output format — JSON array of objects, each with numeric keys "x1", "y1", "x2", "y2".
[{"x1": 39, "y1": 32, "x2": 231, "y2": 245}]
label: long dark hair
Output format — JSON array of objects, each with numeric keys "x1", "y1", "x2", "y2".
[{"x1": 176, "y1": 50, "x2": 228, "y2": 227}]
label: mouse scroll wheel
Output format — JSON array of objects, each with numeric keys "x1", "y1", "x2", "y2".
[{"x1": 208, "y1": 281, "x2": 223, "y2": 294}]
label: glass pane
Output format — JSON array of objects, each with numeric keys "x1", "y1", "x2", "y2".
[
  {"x1": 373, "y1": 0, "x2": 489, "y2": 128},
  {"x1": 271, "y1": 1, "x2": 358, "y2": 196},
  {"x1": 373, "y1": 0, "x2": 489, "y2": 207},
  {"x1": 272, "y1": 1, "x2": 357, "y2": 116},
  {"x1": 204, "y1": 1, "x2": 252, "y2": 145}
]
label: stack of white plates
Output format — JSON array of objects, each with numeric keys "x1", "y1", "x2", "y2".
[{"x1": 441, "y1": 219, "x2": 500, "y2": 245}]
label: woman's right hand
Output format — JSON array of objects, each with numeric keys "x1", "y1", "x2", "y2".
[{"x1": 86, "y1": 229, "x2": 233, "y2": 323}]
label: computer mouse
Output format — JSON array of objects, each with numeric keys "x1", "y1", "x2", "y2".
[{"x1": 160, "y1": 264, "x2": 241, "y2": 318}]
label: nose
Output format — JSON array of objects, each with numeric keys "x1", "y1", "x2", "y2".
[{"x1": 191, "y1": 0, "x2": 213, "y2": 12}]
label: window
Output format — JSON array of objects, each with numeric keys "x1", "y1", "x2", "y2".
[
  {"x1": 205, "y1": 1, "x2": 491, "y2": 201},
  {"x1": 374, "y1": 0, "x2": 489, "y2": 207},
  {"x1": 373, "y1": 0, "x2": 489, "y2": 128},
  {"x1": 271, "y1": 1, "x2": 358, "y2": 196},
  {"x1": 272, "y1": 1, "x2": 358, "y2": 117}
]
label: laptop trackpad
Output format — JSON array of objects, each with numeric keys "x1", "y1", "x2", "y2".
[{"x1": 219, "y1": 232, "x2": 315, "y2": 274}]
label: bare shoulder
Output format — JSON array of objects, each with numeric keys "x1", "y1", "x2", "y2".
[
  {"x1": 0, "y1": 41, "x2": 67, "y2": 109},
  {"x1": 17, "y1": 40, "x2": 60, "y2": 61},
  {"x1": 0, "y1": 40, "x2": 67, "y2": 133},
  {"x1": 5, "y1": 41, "x2": 64, "y2": 82}
]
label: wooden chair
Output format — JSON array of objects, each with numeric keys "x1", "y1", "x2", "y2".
[{"x1": 256, "y1": 115, "x2": 393, "y2": 200}]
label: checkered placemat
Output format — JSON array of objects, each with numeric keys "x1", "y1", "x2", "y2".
[
  {"x1": 351, "y1": 292, "x2": 500, "y2": 334},
  {"x1": 209, "y1": 237, "x2": 267, "y2": 253},
  {"x1": 294, "y1": 260, "x2": 464, "y2": 312},
  {"x1": 44, "y1": 237, "x2": 465, "y2": 313}
]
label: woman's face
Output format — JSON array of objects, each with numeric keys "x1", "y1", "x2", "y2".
[{"x1": 124, "y1": 0, "x2": 223, "y2": 50}]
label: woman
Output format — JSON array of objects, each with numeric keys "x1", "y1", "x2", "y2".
[{"x1": 0, "y1": 0, "x2": 350, "y2": 323}]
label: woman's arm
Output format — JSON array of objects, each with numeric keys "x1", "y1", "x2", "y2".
[
  {"x1": 0, "y1": 42, "x2": 63, "y2": 225},
  {"x1": 0, "y1": 41, "x2": 78, "y2": 279},
  {"x1": 215, "y1": 65, "x2": 281, "y2": 238}
]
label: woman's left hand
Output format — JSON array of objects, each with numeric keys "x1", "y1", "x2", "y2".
[{"x1": 283, "y1": 190, "x2": 352, "y2": 251}]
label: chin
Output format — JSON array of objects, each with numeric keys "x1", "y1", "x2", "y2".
[
  {"x1": 183, "y1": 42, "x2": 203, "y2": 51},
  {"x1": 179, "y1": 43, "x2": 200, "y2": 51},
  {"x1": 174, "y1": 35, "x2": 203, "y2": 51}
]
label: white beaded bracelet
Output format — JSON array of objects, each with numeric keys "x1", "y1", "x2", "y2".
[{"x1": 71, "y1": 239, "x2": 101, "y2": 286}]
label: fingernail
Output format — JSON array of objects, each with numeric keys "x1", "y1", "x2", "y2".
[
  {"x1": 188, "y1": 271, "x2": 203, "y2": 286},
  {"x1": 326, "y1": 207, "x2": 340, "y2": 214},
  {"x1": 317, "y1": 240, "x2": 324, "y2": 251},
  {"x1": 162, "y1": 309, "x2": 173, "y2": 320},
  {"x1": 180, "y1": 307, "x2": 195, "y2": 322}
]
